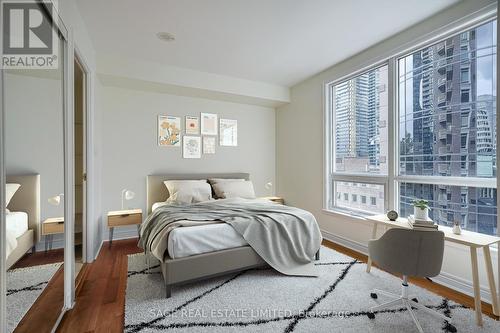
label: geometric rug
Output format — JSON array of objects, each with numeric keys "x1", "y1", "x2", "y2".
[
  {"x1": 124, "y1": 246, "x2": 500, "y2": 333},
  {"x1": 7, "y1": 263, "x2": 62, "y2": 333}
]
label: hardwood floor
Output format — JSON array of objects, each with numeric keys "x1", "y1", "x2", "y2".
[
  {"x1": 13, "y1": 266, "x2": 64, "y2": 333},
  {"x1": 54, "y1": 237, "x2": 498, "y2": 332},
  {"x1": 11, "y1": 248, "x2": 64, "y2": 269},
  {"x1": 57, "y1": 239, "x2": 141, "y2": 333},
  {"x1": 323, "y1": 239, "x2": 499, "y2": 320}
]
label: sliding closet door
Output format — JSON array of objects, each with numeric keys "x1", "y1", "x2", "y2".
[{"x1": 1, "y1": 2, "x2": 72, "y2": 332}]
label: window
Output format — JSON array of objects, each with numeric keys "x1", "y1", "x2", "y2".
[
  {"x1": 326, "y1": 19, "x2": 497, "y2": 236},
  {"x1": 461, "y1": 89, "x2": 470, "y2": 102},
  {"x1": 334, "y1": 181, "x2": 385, "y2": 214},
  {"x1": 328, "y1": 65, "x2": 388, "y2": 214},
  {"x1": 461, "y1": 68, "x2": 470, "y2": 82},
  {"x1": 461, "y1": 133, "x2": 468, "y2": 149},
  {"x1": 397, "y1": 20, "x2": 497, "y2": 234}
]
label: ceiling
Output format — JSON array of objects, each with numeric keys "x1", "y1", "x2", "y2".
[{"x1": 76, "y1": 0, "x2": 459, "y2": 87}]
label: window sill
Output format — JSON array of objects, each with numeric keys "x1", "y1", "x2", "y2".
[{"x1": 322, "y1": 208, "x2": 372, "y2": 223}]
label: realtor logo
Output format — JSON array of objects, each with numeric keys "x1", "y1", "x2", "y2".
[{"x1": 2, "y1": 1, "x2": 58, "y2": 69}]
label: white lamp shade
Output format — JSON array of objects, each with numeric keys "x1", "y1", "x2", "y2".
[
  {"x1": 48, "y1": 194, "x2": 63, "y2": 206},
  {"x1": 124, "y1": 190, "x2": 135, "y2": 200}
]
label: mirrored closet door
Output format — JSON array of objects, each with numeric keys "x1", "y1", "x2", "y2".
[{"x1": 3, "y1": 3, "x2": 69, "y2": 332}]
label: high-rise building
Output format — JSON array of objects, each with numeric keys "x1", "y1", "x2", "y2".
[
  {"x1": 400, "y1": 28, "x2": 497, "y2": 235},
  {"x1": 334, "y1": 69, "x2": 386, "y2": 173}
]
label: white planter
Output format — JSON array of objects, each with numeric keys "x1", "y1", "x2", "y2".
[{"x1": 414, "y1": 206, "x2": 429, "y2": 220}]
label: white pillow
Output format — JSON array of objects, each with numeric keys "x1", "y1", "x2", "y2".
[
  {"x1": 6, "y1": 183, "x2": 21, "y2": 208},
  {"x1": 164, "y1": 180, "x2": 212, "y2": 204},
  {"x1": 208, "y1": 178, "x2": 245, "y2": 198},
  {"x1": 212, "y1": 181, "x2": 256, "y2": 199}
]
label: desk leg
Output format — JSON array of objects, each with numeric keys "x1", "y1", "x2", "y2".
[
  {"x1": 470, "y1": 246, "x2": 483, "y2": 326},
  {"x1": 483, "y1": 245, "x2": 499, "y2": 316},
  {"x1": 366, "y1": 223, "x2": 378, "y2": 273}
]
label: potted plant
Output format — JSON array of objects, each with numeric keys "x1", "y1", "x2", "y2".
[{"x1": 412, "y1": 199, "x2": 430, "y2": 220}]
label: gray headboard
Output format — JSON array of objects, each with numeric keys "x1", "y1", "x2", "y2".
[
  {"x1": 146, "y1": 173, "x2": 250, "y2": 214},
  {"x1": 6, "y1": 174, "x2": 41, "y2": 240}
]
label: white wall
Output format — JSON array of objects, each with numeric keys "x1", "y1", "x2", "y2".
[
  {"x1": 98, "y1": 85, "x2": 276, "y2": 240},
  {"x1": 276, "y1": 0, "x2": 498, "y2": 302}
]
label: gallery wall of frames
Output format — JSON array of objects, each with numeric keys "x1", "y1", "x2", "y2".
[{"x1": 158, "y1": 113, "x2": 238, "y2": 159}]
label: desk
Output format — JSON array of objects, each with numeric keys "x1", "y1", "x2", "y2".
[{"x1": 366, "y1": 214, "x2": 500, "y2": 326}]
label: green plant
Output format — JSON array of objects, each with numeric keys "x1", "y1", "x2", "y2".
[{"x1": 411, "y1": 199, "x2": 430, "y2": 210}]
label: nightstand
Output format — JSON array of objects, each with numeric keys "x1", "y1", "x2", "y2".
[
  {"x1": 261, "y1": 196, "x2": 285, "y2": 205},
  {"x1": 107, "y1": 209, "x2": 142, "y2": 245},
  {"x1": 42, "y1": 217, "x2": 64, "y2": 252}
]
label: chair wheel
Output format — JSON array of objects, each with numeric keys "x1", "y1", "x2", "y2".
[
  {"x1": 412, "y1": 298, "x2": 418, "y2": 303},
  {"x1": 370, "y1": 293, "x2": 378, "y2": 299},
  {"x1": 367, "y1": 312, "x2": 375, "y2": 319},
  {"x1": 444, "y1": 322, "x2": 457, "y2": 333}
]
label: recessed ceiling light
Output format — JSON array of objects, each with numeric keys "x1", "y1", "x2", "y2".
[{"x1": 156, "y1": 32, "x2": 175, "y2": 42}]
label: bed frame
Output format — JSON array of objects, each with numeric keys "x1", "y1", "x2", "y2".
[
  {"x1": 6, "y1": 174, "x2": 40, "y2": 269},
  {"x1": 146, "y1": 173, "x2": 268, "y2": 297},
  {"x1": 146, "y1": 173, "x2": 320, "y2": 298}
]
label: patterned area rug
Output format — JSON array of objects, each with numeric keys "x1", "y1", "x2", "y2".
[
  {"x1": 7, "y1": 262, "x2": 62, "y2": 333},
  {"x1": 125, "y1": 246, "x2": 500, "y2": 333}
]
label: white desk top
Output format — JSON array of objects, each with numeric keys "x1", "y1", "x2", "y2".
[{"x1": 367, "y1": 214, "x2": 500, "y2": 247}]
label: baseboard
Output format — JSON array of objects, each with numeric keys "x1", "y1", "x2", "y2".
[
  {"x1": 35, "y1": 237, "x2": 65, "y2": 252},
  {"x1": 104, "y1": 227, "x2": 139, "y2": 242},
  {"x1": 94, "y1": 239, "x2": 104, "y2": 261},
  {"x1": 321, "y1": 229, "x2": 494, "y2": 304},
  {"x1": 321, "y1": 230, "x2": 369, "y2": 256}
]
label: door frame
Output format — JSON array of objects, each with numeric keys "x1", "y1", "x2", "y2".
[
  {"x1": 74, "y1": 51, "x2": 90, "y2": 264},
  {"x1": 73, "y1": 45, "x2": 95, "y2": 264}
]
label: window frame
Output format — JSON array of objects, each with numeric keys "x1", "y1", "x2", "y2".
[
  {"x1": 324, "y1": 15, "x2": 498, "y2": 236},
  {"x1": 326, "y1": 62, "x2": 391, "y2": 216}
]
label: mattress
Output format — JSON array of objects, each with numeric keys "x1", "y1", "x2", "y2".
[
  {"x1": 167, "y1": 223, "x2": 248, "y2": 259},
  {"x1": 6, "y1": 211, "x2": 29, "y2": 239}
]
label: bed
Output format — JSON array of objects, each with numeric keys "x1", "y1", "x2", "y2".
[
  {"x1": 6, "y1": 174, "x2": 40, "y2": 269},
  {"x1": 145, "y1": 173, "x2": 321, "y2": 298}
]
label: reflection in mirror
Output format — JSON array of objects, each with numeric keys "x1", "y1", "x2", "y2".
[{"x1": 4, "y1": 29, "x2": 65, "y2": 333}]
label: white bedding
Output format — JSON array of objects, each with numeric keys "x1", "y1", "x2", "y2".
[
  {"x1": 167, "y1": 223, "x2": 248, "y2": 259},
  {"x1": 6, "y1": 211, "x2": 28, "y2": 258},
  {"x1": 6, "y1": 211, "x2": 29, "y2": 238},
  {"x1": 152, "y1": 201, "x2": 249, "y2": 259}
]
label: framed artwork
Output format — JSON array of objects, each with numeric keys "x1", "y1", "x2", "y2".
[
  {"x1": 201, "y1": 113, "x2": 218, "y2": 135},
  {"x1": 158, "y1": 115, "x2": 181, "y2": 147},
  {"x1": 203, "y1": 136, "x2": 216, "y2": 154},
  {"x1": 220, "y1": 119, "x2": 237, "y2": 146},
  {"x1": 185, "y1": 116, "x2": 199, "y2": 134},
  {"x1": 183, "y1": 136, "x2": 201, "y2": 159}
]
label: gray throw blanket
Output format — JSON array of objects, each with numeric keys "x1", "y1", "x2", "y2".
[{"x1": 139, "y1": 198, "x2": 322, "y2": 276}]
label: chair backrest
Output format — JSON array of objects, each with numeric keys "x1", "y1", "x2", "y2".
[{"x1": 368, "y1": 228, "x2": 444, "y2": 278}]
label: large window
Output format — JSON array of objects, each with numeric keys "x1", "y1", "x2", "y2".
[
  {"x1": 327, "y1": 19, "x2": 497, "y2": 236},
  {"x1": 329, "y1": 65, "x2": 388, "y2": 215}
]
